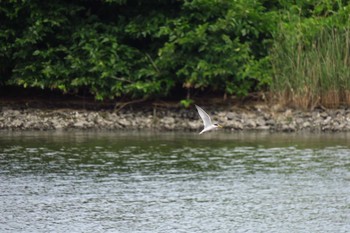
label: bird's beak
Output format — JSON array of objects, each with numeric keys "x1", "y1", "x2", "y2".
[{"x1": 217, "y1": 124, "x2": 223, "y2": 128}]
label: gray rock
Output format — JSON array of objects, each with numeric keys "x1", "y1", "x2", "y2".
[
  {"x1": 8, "y1": 110, "x2": 21, "y2": 116},
  {"x1": 282, "y1": 124, "x2": 296, "y2": 132},
  {"x1": 231, "y1": 121, "x2": 244, "y2": 130},
  {"x1": 245, "y1": 119, "x2": 256, "y2": 128},
  {"x1": 256, "y1": 125, "x2": 270, "y2": 130},
  {"x1": 118, "y1": 118, "x2": 131, "y2": 127},
  {"x1": 302, "y1": 121, "x2": 311, "y2": 128},
  {"x1": 265, "y1": 119, "x2": 275, "y2": 126},
  {"x1": 323, "y1": 116, "x2": 332, "y2": 125},
  {"x1": 188, "y1": 121, "x2": 201, "y2": 130},
  {"x1": 161, "y1": 116, "x2": 175, "y2": 125},
  {"x1": 217, "y1": 112, "x2": 226, "y2": 117},
  {"x1": 256, "y1": 117, "x2": 266, "y2": 126},
  {"x1": 226, "y1": 112, "x2": 236, "y2": 120},
  {"x1": 73, "y1": 121, "x2": 87, "y2": 128},
  {"x1": 320, "y1": 112, "x2": 329, "y2": 118},
  {"x1": 12, "y1": 119, "x2": 22, "y2": 127}
]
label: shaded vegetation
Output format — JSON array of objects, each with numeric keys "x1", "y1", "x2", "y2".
[{"x1": 1, "y1": 0, "x2": 350, "y2": 108}]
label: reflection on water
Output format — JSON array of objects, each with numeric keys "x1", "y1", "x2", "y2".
[{"x1": 0, "y1": 131, "x2": 349, "y2": 233}]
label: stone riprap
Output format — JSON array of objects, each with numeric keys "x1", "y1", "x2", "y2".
[{"x1": 1, "y1": 105, "x2": 350, "y2": 132}]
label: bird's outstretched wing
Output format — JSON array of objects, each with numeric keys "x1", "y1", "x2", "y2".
[{"x1": 195, "y1": 105, "x2": 212, "y2": 128}]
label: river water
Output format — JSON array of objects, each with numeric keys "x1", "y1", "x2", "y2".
[{"x1": 0, "y1": 131, "x2": 349, "y2": 233}]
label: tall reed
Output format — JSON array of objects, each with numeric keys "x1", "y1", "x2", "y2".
[{"x1": 270, "y1": 24, "x2": 350, "y2": 109}]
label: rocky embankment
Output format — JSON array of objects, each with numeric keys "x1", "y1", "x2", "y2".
[{"x1": 1, "y1": 105, "x2": 350, "y2": 132}]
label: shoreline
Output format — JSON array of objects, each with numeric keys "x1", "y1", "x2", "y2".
[{"x1": 1, "y1": 104, "x2": 350, "y2": 132}]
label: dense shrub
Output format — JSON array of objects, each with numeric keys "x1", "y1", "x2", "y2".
[
  {"x1": 2, "y1": 0, "x2": 349, "y2": 106},
  {"x1": 0, "y1": 0, "x2": 275, "y2": 100}
]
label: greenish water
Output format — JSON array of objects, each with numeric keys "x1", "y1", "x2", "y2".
[{"x1": 0, "y1": 131, "x2": 349, "y2": 233}]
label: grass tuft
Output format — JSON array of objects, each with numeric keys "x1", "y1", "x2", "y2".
[{"x1": 270, "y1": 24, "x2": 350, "y2": 109}]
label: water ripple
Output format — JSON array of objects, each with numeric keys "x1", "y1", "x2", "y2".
[{"x1": 0, "y1": 132, "x2": 349, "y2": 233}]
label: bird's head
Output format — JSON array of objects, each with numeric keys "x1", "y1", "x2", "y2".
[{"x1": 214, "y1": 123, "x2": 223, "y2": 128}]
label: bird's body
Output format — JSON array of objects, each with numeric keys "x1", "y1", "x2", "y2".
[{"x1": 195, "y1": 105, "x2": 222, "y2": 134}]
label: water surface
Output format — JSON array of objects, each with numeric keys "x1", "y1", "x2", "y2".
[{"x1": 0, "y1": 131, "x2": 349, "y2": 233}]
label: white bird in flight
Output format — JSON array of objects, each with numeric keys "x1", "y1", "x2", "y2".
[{"x1": 195, "y1": 105, "x2": 222, "y2": 134}]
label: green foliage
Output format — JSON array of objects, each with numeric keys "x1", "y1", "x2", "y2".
[
  {"x1": 180, "y1": 98, "x2": 194, "y2": 108},
  {"x1": 2, "y1": 0, "x2": 349, "y2": 105},
  {"x1": 0, "y1": 0, "x2": 276, "y2": 100},
  {"x1": 157, "y1": 0, "x2": 276, "y2": 96}
]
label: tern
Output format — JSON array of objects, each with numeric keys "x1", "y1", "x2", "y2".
[{"x1": 195, "y1": 105, "x2": 222, "y2": 134}]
